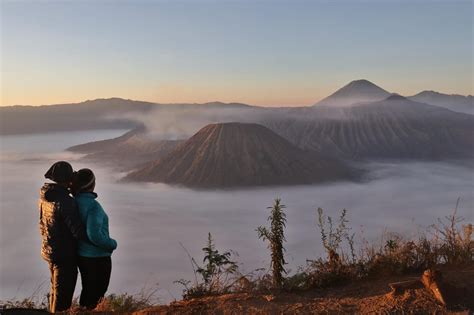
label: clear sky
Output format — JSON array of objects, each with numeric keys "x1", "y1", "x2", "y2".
[{"x1": 1, "y1": 0, "x2": 472, "y2": 107}]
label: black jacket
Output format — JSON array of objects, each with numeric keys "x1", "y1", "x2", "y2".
[{"x1": 39, "y1": 183, "x2": 87, "y2": 263}]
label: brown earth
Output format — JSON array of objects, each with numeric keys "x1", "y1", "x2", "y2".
[
  {"x1": 3, "y1": 264, "x2": 472, "y2": 314},
  {"x1": 136, "y1": 264, "x2": 474, "y2": 315}
]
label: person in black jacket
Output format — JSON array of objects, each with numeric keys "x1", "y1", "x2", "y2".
[{"x1": 39, "y1": 161, "x2": 88, "y2": 313}]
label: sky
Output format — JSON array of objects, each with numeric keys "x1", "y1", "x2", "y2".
[{"x1": 1, "y1": 0, "x2": 472, "y2": 107}]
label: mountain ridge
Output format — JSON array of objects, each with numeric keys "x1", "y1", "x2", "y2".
[
  {"x1": 408, "y1": 91, "x2": 473, "y2": 115},
  {"x1": 2, "y1": 80, "x2": 472, "y2": 136}
]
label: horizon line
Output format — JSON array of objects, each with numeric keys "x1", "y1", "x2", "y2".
[{"x1": 2, "y1": 85, "x2": 472, "y2": 108}]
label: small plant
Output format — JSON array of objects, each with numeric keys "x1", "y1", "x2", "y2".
[
  {"x1": 431, "y1": 198, "x2": 473, "y2": 264},
  {"x1": 67, "y1": 283, "x2": 160, "y2": 313},
  {"x1": 197, "y1": 233, "x2": 238, "y2": 286},
  {"x1": 175, "y1": 233, "x2": 238, "y2": 299},
  {"x1": 296, "y1": 208, "x2": 358, "y2": 288},
  {"x1": 317, "y1": 208, "x2": 355, "y2": 265},
  {"x1": 385, "y1": 239, "x2": 399, "y2": 253},
  {"x1": 256, "y1": 198, "x2": 287, "y2": 289}
]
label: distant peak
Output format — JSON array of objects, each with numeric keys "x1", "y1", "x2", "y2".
[
  {"x1": 314, "y1": 79, "x2": 390, "y2": 107},
  {"x1": 385, "y1": 94, "x2": 407, "y2": 101},
  {"x1": 335, "y1": 79, "x2": 389, "y2": 95},
  {"x1": 347, "y1": 79, "x2": 378, "y2": 86},
  {"x1": 413, "y1": 90, "x2": 442, "y2": 97}
]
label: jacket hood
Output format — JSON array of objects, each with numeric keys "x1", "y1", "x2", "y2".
[{"x1": 40, "y1": 183, "x2": 71, "y2": 202}]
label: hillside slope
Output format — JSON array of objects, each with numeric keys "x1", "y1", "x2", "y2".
[
  {"x1": 263, "y1": 96, "x2": 474, "y2": 159},
  {"x1": 68, "y1": 128, "x2": 183, "y2": 170}
]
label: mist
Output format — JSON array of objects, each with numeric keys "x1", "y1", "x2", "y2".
[
  {"x1": 0, "y1": 131, "x2": 473, "y2": 302},
  {"x1": 110, "y1": 106, "x2": 267, "y2": 140}
]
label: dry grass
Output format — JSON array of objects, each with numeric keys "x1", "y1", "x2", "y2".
[{"x1": 281, "y1": 204, "x2": 473, "y2": 292}]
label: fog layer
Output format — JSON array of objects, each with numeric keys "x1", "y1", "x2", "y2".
[{"x1": 0, "y1": 131, "x2": 472, "y2": 302}]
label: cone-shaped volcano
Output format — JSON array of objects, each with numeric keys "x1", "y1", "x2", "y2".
[
  {"x1": 125, "y1": 123, "x2": 356, "y2": 188},
  {"x1": 314, "y1": 79, "x2": 391, "y2": 107}
]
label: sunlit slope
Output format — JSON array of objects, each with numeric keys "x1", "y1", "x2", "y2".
[{"x1": 125, "y1": 123, "x2": 356, "y2": 188}]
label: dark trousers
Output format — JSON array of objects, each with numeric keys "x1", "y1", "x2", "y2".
[
  {"x1": 78, "y1": 256, "x2": 112, "y2": 309},
  {"x1": 48, "y1": 261, "x2": 78, "y2": 313}
]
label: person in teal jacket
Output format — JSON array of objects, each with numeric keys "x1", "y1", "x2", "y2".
[{"x1": 73, "y1": 168, "x2": 117, "y2": 309}]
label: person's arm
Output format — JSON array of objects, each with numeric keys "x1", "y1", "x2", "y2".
[
  {"x1": 60, "y1": 198, "x2": 88, "y2": 241},
  {"x1": 86, "y1": 203, "x2": 117, "y2": 251}
]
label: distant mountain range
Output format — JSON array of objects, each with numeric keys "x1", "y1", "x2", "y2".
[
  {"x1": 312, "y1": 80, "x2": 473, "y2": 115},
  {"x1": 1, "y1": 79, "x2": 472, "y2": 135},
  {"x1": 0, "y1": 98, "x2": 252, "y2": 135},
  {"x1": 408, "y1": 91, "x2": 473, "y2": 115},
  {"x1": 124, "y1": 123, "x2": 357, "y2": 188}
]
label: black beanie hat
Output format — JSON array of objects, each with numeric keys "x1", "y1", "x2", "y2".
[
  {"x1": 74, "y1": 168, "x2": 96, "y2": 192},
  {"x1": 45, "y1": 161, "x2": 74, "y2": 183}
]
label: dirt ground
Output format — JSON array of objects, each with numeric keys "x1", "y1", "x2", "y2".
[
  {"x1": 3, "y1": 264, "x2": 472, "y2": 315},
  {"x1": 136, "y1": 263, "x2": 474, "y2": 315}
]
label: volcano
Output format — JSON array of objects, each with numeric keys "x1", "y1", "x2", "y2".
[
  {"x1": 125, "y1": 123, "x2": 356, "y2": 188},
  {"x1": 314, "y1": 79, "x2": 391, "y2": 107}
]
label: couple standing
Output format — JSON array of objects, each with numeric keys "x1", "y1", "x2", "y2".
[{"x1": 38, "y1": 161, "x2": 117, "y2": 313}]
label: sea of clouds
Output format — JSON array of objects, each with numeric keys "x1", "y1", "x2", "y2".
[{"x1": 0, "y1": 130, "x2": 472, "y2": 302}]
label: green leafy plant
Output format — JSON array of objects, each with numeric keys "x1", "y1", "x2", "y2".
[
  {"x1": 197, "y1": 233, "x2": 238, "y2": 286},
  {"x1": 175, "y1": 233, "x2": 238, "y2": 299},
  {"x1": 256, "y1": 198, "x2": 287, "y2": 289}
]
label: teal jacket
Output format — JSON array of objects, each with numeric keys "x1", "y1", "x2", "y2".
[{"x1": 76, "y1": 192, "x2": 117, "y2": 257}]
